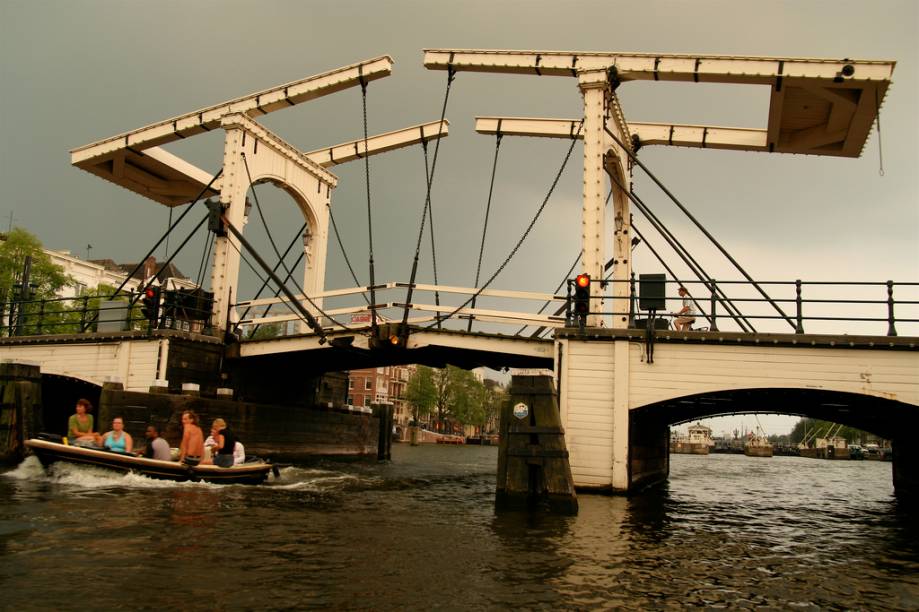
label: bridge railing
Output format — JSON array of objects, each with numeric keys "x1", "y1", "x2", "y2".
[
  {"x1": 233, "y1": 281, "x2": 568, "y2": 338},
  {"x1": 572, "y1": 278, "x2": 919, "y2": 337},
  {"x1": 0, "y1": 290, "x2": 217, "y2": 338},
  {"x1": 232, "y1": 278, "x2": 919, "y2": 340}
]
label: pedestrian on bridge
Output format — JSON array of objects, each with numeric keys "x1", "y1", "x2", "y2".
[{"x1": 674, "y1": 286, "x2": 697, "y2": 332}]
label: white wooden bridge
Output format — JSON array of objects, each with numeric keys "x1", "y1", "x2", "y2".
[{"x1": 2, "y1": 48, "x2": 917, "y2": 495}]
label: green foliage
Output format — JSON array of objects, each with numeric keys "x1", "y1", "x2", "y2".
[
  {"x1": 421, "y1": 365, "x2": 490, "y2": 428},
  {"x1": 245, "y1": 323, "x2": 282, "y2": 340},
  {"x1": 0, "y1": 228, "x2": 70, "y2": 301},
  {"x1": 405, "y1": 365, "x2": 436, "y2": 422}
]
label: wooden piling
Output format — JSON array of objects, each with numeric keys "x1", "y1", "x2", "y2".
[
  {"x1": 373, "y1": 402, "x2": 394, "y2": 460},
  {"x1": 0, "y1": 362, "x2": 43, "y2": 464},
  {"x1": 496, "y1": 373, "x2": 577, "y2": 514}
]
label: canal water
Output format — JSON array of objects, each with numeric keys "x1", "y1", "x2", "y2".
[{"x1": 2, "y1": 445, "x2": 917, "y2": 610}]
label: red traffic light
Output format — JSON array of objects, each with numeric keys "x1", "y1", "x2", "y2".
[
  {"x1": 144, "y1": 287, "x2": 157, "y2": 299},
  {"x1": 575, "y1": 273, "x2": 590, "y2": 288}
]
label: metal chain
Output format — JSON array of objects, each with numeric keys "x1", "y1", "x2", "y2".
[
  {"x1": 468, "y1": 133, "x2": 503, "y2": 331},
  {"x1": 241, "y1": 154, "x2": 348, "y2": 329},
  {"x1": 427, "y1": 122, "x2": 581, "y2": 329},
  {"x1": 327, "y1": 202, "x2": 370, "y2": 304},
  {"x1": 359, "y1": 77, "x2": 378, "y2": 326},
  {"x1": 421, "y1": 141, "x2": 441, "y2": 326},
  {"x1": 400, "y1": 68, "x2": 456, "y2": 330}
]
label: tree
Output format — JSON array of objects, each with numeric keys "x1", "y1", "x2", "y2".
[
  {"x1": 447, "y1": 367, "x2": 486, "y2": 427},
  {"x1": 405, "y1": 365, "x2": 436, "y2": 424},
  {"x1": 0, "y1": 228, "x2": 70, "y2": 300},
  {"x1": 245, "y1": 323, "x2": 283, "y2": 340},
  {"x1": 0, "y1": 229, "x2": 71, "y2": 334}
]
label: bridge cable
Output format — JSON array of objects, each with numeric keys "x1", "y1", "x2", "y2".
[
  {"x1": 118, "y1": 213, "x2": 211, "y2": 325},
  {"x1": 233, "y1": 222, "x2": 308, "y2": 336},
  {"x1": 195, "y1": 231, "x2": 215, "y2": 288},
  {"x1": 468, "y1": 131, "x2": 504, "y2": 332},
  {"x1": 399, "y1": 67, "x2": 456, "y2": 333},
  {"x1": 358, "y1": 72, "x2": 380, "y2": 331},
  {"x1": 421, "y1": 139, "x2": 442, "y2": 327},
  {"x1": 164, "y1": 208, "x2": 173, "y2": 259},
  {"x1": 103, "y1": 169, "x2": 223, "y2": 303},
  {"x1": 515, "y1": 185, "x2": 618, "y2": 337},
  {"x1": 240, "y1": 154, "x2": 348, "y2": 331},
  {"x1": 223, "y1": 236, "x2": 316, "y2": 334},
  {"x1": 606, "y1": 126, "x2": 795, "y2": 331},
  {"x1": 614, "y1": 175, "x2": 752, "y2": 332},
  {"x1": 327, "y1": 202, "x2": 370, "y2": 304},
  {"x1": 616, "y1": 176, "x2": 752, "y2": 331},
  {"x1": 608, "y1": 172, "x2": 753, "y2": 332},
  {"x1": 221, "y1": 217, "x2": 342, "y2": 338},
  {"x1": 514, "y1": 251, "x2": 580, "y2": 338},
  {"x1": 424, "y1": 122, "x2": 581, "y2": 329},
  {"x1": 628, "y1": 222, "x2": 713, "y2": 328},
  {"x1": 81, "y1": 171, "x2": 223, "y2": 331}
]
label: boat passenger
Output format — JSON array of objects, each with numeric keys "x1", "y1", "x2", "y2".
[
  {"x1": 211, "y1": 418, "x2": 239, "y2": 468},
  {"x1": 141, "y1": 424, "x2": 171, "y2": 461},
  {"x1": 203, "y1": 428, "x2": 245, "y2": 465},
  {"x1": 673, "y1": 286, "x2": 697, "y2": 331},
  {"x1": 178, "y1": 410, "x2": 205, "y2": 466},
  {"x1": 100, "y1": 417, "x2": 133, "y2": 454},
  {"x1": 67, "y1": 398, "x2": 99, "y2": 447}
]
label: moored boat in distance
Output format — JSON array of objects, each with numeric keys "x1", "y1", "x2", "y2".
[
  {"x1": 25, "y1": 437, "x2": 276, "y2": 485},
  {"x1": 744, "y1": 429, "x2": 774, "y2": 458},
  {"x1": 670, "y1": 423, "x2": 714, "y2": 455}
]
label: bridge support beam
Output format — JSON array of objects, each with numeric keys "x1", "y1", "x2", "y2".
[
  {"x1": 559, "y1": 335, "x2": 656, "y2": 493},
  {"x1": 892, "y1": 434, "x2": 919, "y2": 501}
]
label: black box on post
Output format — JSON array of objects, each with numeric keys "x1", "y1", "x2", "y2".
[{"x1": 639, "y1": 273, "x2": 667, "y2": 311}]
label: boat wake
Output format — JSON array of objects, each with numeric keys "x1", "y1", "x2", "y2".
[{"x1": 3, "y1": 456, "x2": 220, "y2": 490}]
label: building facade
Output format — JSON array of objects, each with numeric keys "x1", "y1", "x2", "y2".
[{"x1": 347, "y1": 364, "x2": 416, "y2": 440}]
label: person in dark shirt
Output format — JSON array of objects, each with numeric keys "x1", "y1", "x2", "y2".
[
  {"x1": 141, "y1": 424, "x2": 171, "y2": 461},
  {"x1": 211, "y1": 418, "x2": 238, "y2": 468}
]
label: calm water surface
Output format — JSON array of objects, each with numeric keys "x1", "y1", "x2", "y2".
[{"x1": 2, "y1": 446, "x2": 917, "y2": 610}]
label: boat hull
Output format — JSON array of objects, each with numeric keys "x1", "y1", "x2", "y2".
[
  {"x1": 744, "y1": 445, "x2": 774, "y2": 457},
  {"x1": 24, "y1": 439, "x2": 273, "y2": 485},
  {"x1": 670, "y1": 442, "x2": 710, "y2": 455}
]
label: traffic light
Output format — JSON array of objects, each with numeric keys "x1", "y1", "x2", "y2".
[
  {"x1": 573, "y1": 273, "x2": 591, "y2": 321},
  {"x1": 370, "y1": 323, "x2": 407, "y2": 350},
  {"x1": 205, "y1": 199, "x2": 227, "y2": 237},
  {"x1": 141, "y1": 285, "x2": 161, "y2": 323}
]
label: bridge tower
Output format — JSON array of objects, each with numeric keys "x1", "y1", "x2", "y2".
[
  {"x1": 71, "y1": 56, "x2": 450, "y2": 335},
  {"x1": 426, "y1": 49, "x2": 897, "y2": 493}
]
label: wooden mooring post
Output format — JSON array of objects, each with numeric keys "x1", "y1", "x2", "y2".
[
  {"x1": 0, "y1": 362, "x2": 43, "y2": 464},
  {"x1": 496, "y1": 373, "x2": 577, "y2": 514}
]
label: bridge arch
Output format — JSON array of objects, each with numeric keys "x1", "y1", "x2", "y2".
[
  {"x1": 40, "y1": 372, "x2": 103, "y2": 437},
  {"x1": 210, "y1": 113, "x2": 337, "y2": 332},
  {"x1": 630, "y1": 387, "x2": 919, "y2": 441}
]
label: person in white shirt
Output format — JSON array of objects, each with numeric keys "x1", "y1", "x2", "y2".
[{"x1": 674, "y1": 286, "x2": 697, "y2": 331}]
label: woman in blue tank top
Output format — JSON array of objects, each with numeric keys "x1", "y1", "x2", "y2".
[{"x1": 102, "y1": 417, "x2": 133, "y2": 453}]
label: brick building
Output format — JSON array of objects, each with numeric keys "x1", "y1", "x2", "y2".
[{"x1": 347, "y1": 364, "x2": 416, "y2": 440}]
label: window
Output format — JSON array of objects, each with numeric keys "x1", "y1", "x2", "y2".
[
  {"x1": 347, "y1": 396, "x2": 353, "y2": 406},
  {"x1": 348, "y1": 379, "x2": 353, "y2": 389},
  {"x1": 365, "y1": 379, "x2": 372, "y2": 390},
  {"x1": 364, "y1": 396, "x2": 372, "y2": 407}
]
